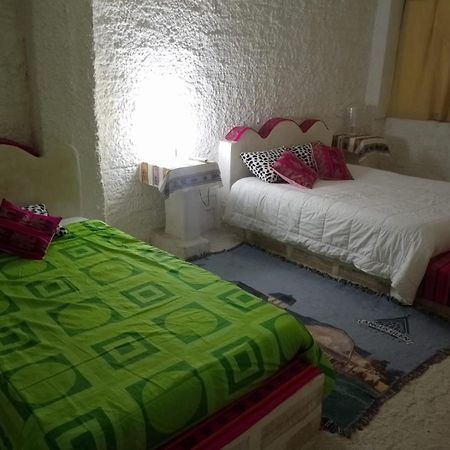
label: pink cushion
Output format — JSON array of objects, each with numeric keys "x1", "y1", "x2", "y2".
[
  {"x1": 272, "y1": 151, "x2": 319, "y2": 189},
  {"x1": 312, "y1": 143, "x2": 353, "y2": 180},
  {"x1": 0, "y1": 199, "x2": 61, "y2": 260}
]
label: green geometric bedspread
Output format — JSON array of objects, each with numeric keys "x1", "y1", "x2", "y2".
[{"x1": 0, "y1": 220, "x2": 333, "y2": 450}]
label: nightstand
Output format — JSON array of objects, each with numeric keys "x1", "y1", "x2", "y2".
[
  {"x1": 139, "y1": 160, "x2": 222, "y2": 259},
  {"x1": 332, "y1": 133, "x2": 390, "y2": 165}
]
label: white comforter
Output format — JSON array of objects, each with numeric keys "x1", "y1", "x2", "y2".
[{"x1": 224, "y1": 165, "x2": 450, "y2": 304}]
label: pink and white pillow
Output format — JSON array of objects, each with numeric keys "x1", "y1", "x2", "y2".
[
  {"x1": 312, "y1": 143, "x2": 353, "y2": 180},
  {"x1": 0, "y1": 199, "x2": 61, "y2": 259},
  {"x1": 272, "y1": 151, "x2": 319, "y2": 189}
]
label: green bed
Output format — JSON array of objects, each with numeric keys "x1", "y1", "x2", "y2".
[{"x1": 0, "y1": 220, "x2": 332, "y2": 450}]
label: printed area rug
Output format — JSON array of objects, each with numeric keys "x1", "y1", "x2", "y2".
[{"x1": 193, "y1": 244, "x2": 450, "y2": 436}]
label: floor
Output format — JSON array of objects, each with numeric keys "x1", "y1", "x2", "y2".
[
  {"x1": 311, "y1": 356, "x2": 450, "y2": 450},
  {"x1": 205, "y1": 230, "x2": 450, "y2": 450}
]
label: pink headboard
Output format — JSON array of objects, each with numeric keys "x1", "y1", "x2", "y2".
[{"x1": 0, "y1": 138, "x2": 40, "y2": 157}]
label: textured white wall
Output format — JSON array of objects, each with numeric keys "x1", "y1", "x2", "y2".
[
  {"x1": 93, "y1": 0, "x2": 377, "y2": 239},
  {"x1": 25, "y1": 0, "x2": 105, "y2": 219},
  {"x1": 0, "y1": 0, "x2": 31, "y2": 143},
  {"x1": 382, "y1": 119, "x2": 450, "y2": 182}
]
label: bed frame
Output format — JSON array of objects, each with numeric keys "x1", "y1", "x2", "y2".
[
  {"x1": 218, "y1": 118, "x2": 450, "y2": 318},
  {"x1": 2, "y1": 136, "x2": 326, "y2": 449},
  {"x1": 217, "y1": 118, "x2": 391, "y2": 292}
]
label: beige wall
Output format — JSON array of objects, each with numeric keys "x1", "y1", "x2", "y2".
[
  {"x1": 0, "y1": 0, "x2": 32, "y2": 143},
  {"x1": 382, "y1": 118, "x2": 450, "y2": 182},
  {"x1": 23, "y1": 0, "x2": 105, "y2": 219}
]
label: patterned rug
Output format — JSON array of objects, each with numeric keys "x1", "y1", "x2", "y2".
[{"x1": 193, "y1": 244, "x2": 450, "y2": 436}]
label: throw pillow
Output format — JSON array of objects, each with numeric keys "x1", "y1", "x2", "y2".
[
  {"x1": 312, "y1": 143, "x2": 353, "y2": 180},
  {"x1": 272, "y1": 152, "x2": 319, "y2": 189},
  {"x1": 0, "y1": 199, "x2": 61, "y2": 259}
]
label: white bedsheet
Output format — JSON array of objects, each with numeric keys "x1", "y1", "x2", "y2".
[{"x1": 224, "y1": 165, "x2": 450, "y2": 305}]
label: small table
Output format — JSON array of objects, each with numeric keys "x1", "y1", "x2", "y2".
[
  {"x1": 139, "y1": 160, "x2": 222, "y2": 259},
  {"x1": 332, "y1": 133, "x2": 390, "y2": 162}
]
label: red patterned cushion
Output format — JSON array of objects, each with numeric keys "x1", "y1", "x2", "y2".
[
  {"x1": 312, "y1": 143, "x2": 353, "y2": 180},
  {"x1": 272, "y1": 151, "x2": 319, "y2": 189},
  {"x1": 0, "y1": 199, "x2": 61, "y2": 260}
]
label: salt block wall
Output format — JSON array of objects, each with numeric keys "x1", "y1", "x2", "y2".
[
  {"x1": 24, "y1": 0, "x2": 105, "y2": 219},
  {"x1": 0, "y1": 0, "x2": 32, "y2": 143},
  {"x1": 93, "y1": 0, "x2": 377, "y2": 239},
  {"x1": 382, "y1": 119, "x2": 450, "y2": 182}
]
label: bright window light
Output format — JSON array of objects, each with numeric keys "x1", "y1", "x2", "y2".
[{"x1": 132, "y1": 71, "x2": 199, "y2": 167}]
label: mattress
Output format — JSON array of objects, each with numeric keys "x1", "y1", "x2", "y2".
[
  {"x1": 0, "y1": 220, "x2": 332, "y2": 450},
  {"x1": 224, "y1": 165, "x2": 450, "y2": 305}
]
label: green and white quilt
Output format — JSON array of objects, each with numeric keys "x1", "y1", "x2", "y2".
[{"x1": 0, "y1": 220, "x2": 332, "y2": 450}]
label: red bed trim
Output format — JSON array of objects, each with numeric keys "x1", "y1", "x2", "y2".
[
  {"x1": 162, "y1": 359, "x2": 321, "y2": 450},
  {"x1": 225, "y1": 118, "x2": 328, "y2": 142},
  {"x1": 419, "y1": 252, "x2": 450, "y2": 306},
  {"x1": 0, "y1": 138, "x2": 40, "y2": 157}
]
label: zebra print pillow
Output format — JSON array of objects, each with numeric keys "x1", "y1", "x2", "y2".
[
  {"x1": 22, "y1": 204, "x2": 68, "y2": 238},
  {"x1": 289, "y1": 143, "x2": 318, "y2": 171}
]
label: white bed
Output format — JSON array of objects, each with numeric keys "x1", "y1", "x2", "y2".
[{"x1": 218, "y1": 119, "x2": 450, "y2": 305}]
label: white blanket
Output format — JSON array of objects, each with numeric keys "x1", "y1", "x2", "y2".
[{"x1": 224, "y1": 165, "x2": 450, "y2": 304}]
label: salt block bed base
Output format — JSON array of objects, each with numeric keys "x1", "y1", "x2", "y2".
[
  {"x1": 238, "y1": 228, "x2": 450, "y2": 319},
  {"x1": 163, "y1": 359, "x2": 324, "y2": 450}
]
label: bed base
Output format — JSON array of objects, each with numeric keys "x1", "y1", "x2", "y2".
[
  {"x1": 234, "y1": 228, "x2": 450, "y2": 319},
  {"x1": 241, "y1": 228, "x2": 391, "y2": 295},
  {"x1": 163, "y1": 360, "x2": 324, "y2": 450},
  {"x1": 224, "y1": 384, "x2": 322, "y2": 450}
]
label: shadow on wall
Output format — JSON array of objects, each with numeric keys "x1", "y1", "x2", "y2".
[
  {"x1": 382, "y1": 118, "x2": 450, "y2": 182},
  {"x1": 382, "y1": 135, "x2": 450, "y2": 182}
]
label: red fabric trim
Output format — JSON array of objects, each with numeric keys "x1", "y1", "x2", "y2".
[
  {"x1": 420, "y1": 252, "x2": 450, "y2": 306},
  {"x1": 163, "y1": 360, "x2": 321, "y2": 450},
  {"x1": 299, "y1": 119, "x2": 322, "y2": 132},
  {"x1": 420, "y1": 253, "x2": 450, "y2": 306},
  {"x1": 225, "y1": 118, "x2": 327, "y2": 142},
  {"x1": 0, "y1": 138, "x2": 40, "y2": 157}
]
